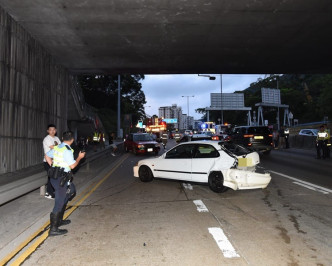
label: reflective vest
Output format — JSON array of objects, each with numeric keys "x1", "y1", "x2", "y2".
[
  {"x1": 93, "y1": 132, "x2": 99, "y2": 141},
  {"x1": 162, "y1": 133, "x2": 168, "y2": 140},
  {"x1": 317, "y1": 132, "x2": 328, "y2": 141},
  {"x1": 284, "y1": 129, "x2": 289, "y2": 134},
  {"x1": 53, "y1": 145, "x2": 74, "y2": 170}
]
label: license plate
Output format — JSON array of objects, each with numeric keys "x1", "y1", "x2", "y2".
[
  {"x1": 147, "y1": 148, "x2": 153, "y2": 152},
  {"x1": 254, "y1": 136, "x2": 264, "y2": 140}
]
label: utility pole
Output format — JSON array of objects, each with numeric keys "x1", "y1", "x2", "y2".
[
  {"x1": 182, "y1": 95, "x2": 194, "y2": 129},
  {"x1": 117, "y1": 75, "x2": 121, "y2": 139},
  {"x1": 220, "y1": 74, "x2": 223, "y2": 124}
]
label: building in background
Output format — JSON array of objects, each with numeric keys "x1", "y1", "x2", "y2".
[{"x1": 159, "y1": 104, "x2": 183, "y2": 130}]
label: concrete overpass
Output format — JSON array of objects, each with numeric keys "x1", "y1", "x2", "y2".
[
  {"x1": 0, "y1": 0, "x2": 331, "y2": 74},
  {"x1": 1, "y1": 1, "x2": 332, "y2": 175}
]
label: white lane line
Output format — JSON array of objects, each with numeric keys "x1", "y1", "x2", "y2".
[
  {"x1": 293, "y1": 182, "x2": 329, "y2": 195},
  {"x1": 269, "y1": 170, "x2": 331, "y2": 194},
  {"x1": 182, "y1": 183, "x2": 193, "y2": 190},
  {"x1": 193, "y1": 200, "x2": 209, "y2": 212},
  {"x1": 208, "y1": 227, "x2": 240, "y2": 258}
]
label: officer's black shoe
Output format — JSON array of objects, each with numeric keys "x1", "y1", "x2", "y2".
[
  {"x1": 59, "y1": 206, "x2": 71, "y2": 227},
  {"x1": 49, "y1": 212, "x2": 68, "y2": 236}
]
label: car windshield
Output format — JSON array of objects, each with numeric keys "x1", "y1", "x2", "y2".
[
  {"x1": 133, "y1": 134, "x2": 154, "y2": 142},
  {"x1": 247, "y1": 127, "x2": 270, "y2": 135}
]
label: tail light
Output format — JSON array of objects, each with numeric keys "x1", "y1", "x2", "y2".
[
  {"x1": 244, "y1": 134, "x2": 254, "y2": 138},
  {"x1": 268, "y1": 134, "x2": 273, "y2": 137},
  {"x1": 248, "y1": 143, "x2": 252, "y2": 146}
]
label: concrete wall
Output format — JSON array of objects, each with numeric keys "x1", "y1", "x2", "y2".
[{"x1": 0, "y1": 6, "x2": 69, "y2": 174}]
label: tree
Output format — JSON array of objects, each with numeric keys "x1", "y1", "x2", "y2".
[{"x1": 78, "y1": 74, "x2": 146, "y2": 132}]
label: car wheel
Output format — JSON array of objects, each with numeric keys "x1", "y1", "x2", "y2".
[
  {"x1": 263, "y1": 150, "x2": 271, "y2": 155},
  {"x1": 138, "y1": 165, "x2": 154, "y2": 182},
  {"x1": 208, "y1": 171, "x2": 228, "y2": 193},
  {"x1": 155, "y1": 150, "x2": 159, "y2": 156}
]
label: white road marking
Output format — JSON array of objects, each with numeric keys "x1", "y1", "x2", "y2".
[
  {"x1": 269, "y1": 170, "x2": 331, "y2": 194},
  {"x1": 193, "y1": 200, "x2": 209, "y2": 212},
  {"x1": 208, "y1": 227, "x2": 240, "y2": 258},
  {"x1": 182, "y1": 183, "x2": 193, "y2": 190},
  {"x1": 293, "y1": 182, "x2": 329, "y2": 195}
]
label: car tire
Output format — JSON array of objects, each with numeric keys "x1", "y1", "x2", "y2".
[
  {"x1": 155, "y1": 150, "x2": 159, "y2": 156},
  {"x1": 138, "y1": 165, "x2": 154, "y2": 182},
  {"x1": 208, "y1": 171, "x2": 228, "y2": 193},
  {"x1": 263, "y1": 150, "x2": 271, "y2": 155}
]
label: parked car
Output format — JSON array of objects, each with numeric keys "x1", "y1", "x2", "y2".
[
  {"x1": 298, "y1": 129, "x2": 319, "y2": 137},
  {"x1": 228, "y1": 126, "x2": 273, "y2": 154},
  {"x1": 133, "y1": 141, "x2": 271, "y2": 193},
  {"x1": 124, "y1": 133, "x2": 160, "y2": 155},
  {"x1": 184, "y1": 130, "x2": 193, "y2": 136}
]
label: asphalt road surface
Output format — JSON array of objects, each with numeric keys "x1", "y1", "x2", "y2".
[{"x1": 0, "y1": 140, "x2": 331, "y2": 265}]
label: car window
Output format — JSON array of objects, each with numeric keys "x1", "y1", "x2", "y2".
[
  {"x1": 193, "y1": 144, "x2": 219, "y2": 158},
  {"x1": 133, "y1": 134, "x2": 153, "y2": 142},
  {"x1": 247, "y1": 127, "x2": 270, "y2": 135},
  {"x1": 166, "y1": 144, "x2": 195, "y2": 159}
]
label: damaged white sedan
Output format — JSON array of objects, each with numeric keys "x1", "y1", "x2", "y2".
[{"x1": 133, "y1": 141, "x2": 271, "y2": 193}]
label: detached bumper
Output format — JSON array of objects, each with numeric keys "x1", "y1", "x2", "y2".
[{"x1": 223, "y1": 169, "x2": 271, "y2": 190}]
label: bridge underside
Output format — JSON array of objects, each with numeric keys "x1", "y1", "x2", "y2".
[{"x1": 0, "y1": 0, "x2": 332, "y2": 74}]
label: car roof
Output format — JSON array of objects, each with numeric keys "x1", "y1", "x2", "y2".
[{"x1": 178, "y1": 140, "x2": 220, "y2": 147}]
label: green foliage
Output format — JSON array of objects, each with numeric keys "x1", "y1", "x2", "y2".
[
  {"x1": 78, "y1": 74, "x2": 146, "y2": 132},
  {"x1": 195, "y1": 74, "x2": 332, "y2": 125}
]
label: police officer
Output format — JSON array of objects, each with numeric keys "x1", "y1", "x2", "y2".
[
  {"x1": 316, "y1": 125, "x2": 328, "y2": 159},
  {"x1": 174, "y1": 130, "x2": 181, "y2": 143},
  {"x1": 161, "y1": 131, "x2": 168, "y2": 149},
  {"x1": 323, "y1": 123, "x2": 331, "y2": 158},
  {"x1": 45, "y1": 131, "x2": 85, "y2": 236},
  {"x1": 284, "y1": 127, "x2": 290, "y2": 149}
]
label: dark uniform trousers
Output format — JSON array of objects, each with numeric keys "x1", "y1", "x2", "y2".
[
  {"x1": 317, "y1": 140, "x2": 328, "y2": 159},
  {"x1": 50, "y1": 174, "x2": 76, "y2": 213}
]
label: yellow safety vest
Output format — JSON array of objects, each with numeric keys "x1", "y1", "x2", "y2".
[
  {"x1": 317, "y1": 132, "x2": 328, "y2": 141},
  {"x1": 93, "y1": 132, "x2": 99, "y2": 141},
  {"x1": 53, "y1": 145, "x2": 74, "y2": 170}
]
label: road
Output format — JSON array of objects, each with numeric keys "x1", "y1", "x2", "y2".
[{"x1": 0, "y1": 140, "x2": 331, "y2": 265}]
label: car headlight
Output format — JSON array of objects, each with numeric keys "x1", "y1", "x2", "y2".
[{"x1": 137, "y1": 145, "x2": 145, "y2": 149}]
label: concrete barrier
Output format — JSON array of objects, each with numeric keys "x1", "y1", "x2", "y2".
[
  {"x1": 0, "y1": 142, "x2": 123, "y2": 206},
  {"x1": 289, "y1": 135, "x2": 330, "y2": 150}
]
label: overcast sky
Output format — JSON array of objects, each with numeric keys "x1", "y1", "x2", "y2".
[{"x1": 141, "y1": 74, "x2": 265, "y2": 119}]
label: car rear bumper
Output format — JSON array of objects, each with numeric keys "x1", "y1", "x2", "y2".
[{"x1": 223, "y1": 169, "x2": 271, "y2": 190}]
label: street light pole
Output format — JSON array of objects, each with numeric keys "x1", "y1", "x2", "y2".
[
  {"x1": 117, "y1": 74, "x2": 121, "y2": 139},
  {"x1": 182, "y1": 95, "x2": 194, "y2": 129},
  {"x1": 220, "y1": 74, "x2": 223, "y2": 125}
]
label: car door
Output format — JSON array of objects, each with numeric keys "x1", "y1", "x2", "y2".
[
  {"x1": 191, "y1": 144, "x2": 220, "y2": 182},
  {"x1": 153, "y1": 144, "x2": 195, "y2": 181}
]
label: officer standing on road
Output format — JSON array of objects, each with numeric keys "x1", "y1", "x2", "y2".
[
  {"x1": 161, "y1": 131, "x2": 168, "y2": 149},
  {"x1": 284, "y1": 127, "x2": 290, "y2": 149},
  {"x1": 45, "y1": 131, "x2": 85, "y2": 236},
  {"x1": 316, "y1": 125, "x2": 329, "y2": 159},
  {"x1": 323, "y1": 123, "x2": 331, "y2": 158},
  {"x1": 174, "y1": 129, "x2": 181, "y2": 143}
]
